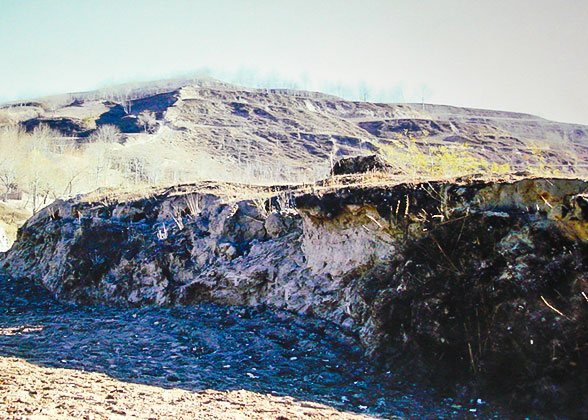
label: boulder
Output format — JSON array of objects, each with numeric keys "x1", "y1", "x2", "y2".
[{"x1": 330, "y1": 154, "x2": 395, "y2": 175}]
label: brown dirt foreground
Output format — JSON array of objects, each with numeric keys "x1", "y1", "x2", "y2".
[{"x1": 0, "y1": 356, "x2": 381, "y2": 420}]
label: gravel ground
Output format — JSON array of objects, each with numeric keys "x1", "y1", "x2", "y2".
[{"x1": 0, "y1": 271, "x2": 517, "y2": 419}]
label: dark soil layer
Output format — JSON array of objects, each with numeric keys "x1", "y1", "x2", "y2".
[
  {"x1": 22, "y1": 117, "x2": 93, "y2": 137},
  {"x1": 352, "y1": 210, "x2": 588, "y2": 418},
  {"x1": 0, "y1": 271, "x2": 511, "y2": 419}
]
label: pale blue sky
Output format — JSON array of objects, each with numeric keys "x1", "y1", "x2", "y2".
[{"x1": 0, "y1": 0, "x2": 586, "y2": 124}]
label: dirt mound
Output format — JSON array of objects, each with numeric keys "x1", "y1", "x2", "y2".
[{"x1": 331, "y1": 155, "x2": 396, "y2": 176}]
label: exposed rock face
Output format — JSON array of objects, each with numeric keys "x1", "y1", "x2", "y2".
[{"x1": 3, "y1": 176, "x2": 588, "y2": 416}]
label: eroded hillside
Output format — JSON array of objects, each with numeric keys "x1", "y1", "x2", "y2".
[
  {"x1": 1, "y1": 79, "x2": 586, "y2": 249},
  {"x1": 1, "y1": 78, "x2": 587, "y2": 184}
]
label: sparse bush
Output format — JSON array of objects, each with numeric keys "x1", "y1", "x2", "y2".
[
  {"x1": 89, "y1": 124, "x2": 121, "y2": 143},
  {"x1": 0, "y1": 125, "x2": 76, "y2": 211},
  {"x1": 185, "y1": 194, "x2": 201, "y2": 216},
  {"x1": 0, "y1": 110, "x2": 14, "y2": 127},
  {"x1": 376, "y1": 131, "x2": 511, "y2": 178},
  {"x1": 81, "y1": 116, "x2": 97, "y2": 130},
  {"x1": 138, "y1": 110, "x2": 157, "y2": 133}
]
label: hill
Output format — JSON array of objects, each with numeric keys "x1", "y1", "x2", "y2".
[{"x1": 1, "y1": 78, "x2": 586, "y2": 186}]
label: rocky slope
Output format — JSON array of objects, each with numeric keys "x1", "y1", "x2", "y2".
[
  {"x1": 3, "y1": 170, "x2": 588, "y2": 417},
  {"x1": 1, "y1": 78, "x2": 586, "y2": 180},
  {"x1": 2, "y1": 77, "x2": 588, "y2": 417}
]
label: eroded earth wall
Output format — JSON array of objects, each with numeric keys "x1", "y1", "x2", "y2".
[{"x1": 3, "y1": 177, "x2": 588, "y2": 415}]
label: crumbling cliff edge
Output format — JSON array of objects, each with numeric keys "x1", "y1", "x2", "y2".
[{"x1": 3, "y1": 174, "x2": 588, "y2": 416}]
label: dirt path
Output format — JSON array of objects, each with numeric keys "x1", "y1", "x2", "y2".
[
  {"x1": 0, "y1": 271, "x2": 512, "y2": 419},
  {"x1": 0, "y1": 357, "x2": 382, "y2": 420}
]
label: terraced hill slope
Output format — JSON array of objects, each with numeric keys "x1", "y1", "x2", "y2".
[{"x1": 1, "y1": 79, "x2": 586, "y2": 183}]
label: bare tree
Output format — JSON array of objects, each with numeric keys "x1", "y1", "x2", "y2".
[
  {"x1": 30, "y1": 124, "x2": 58, "y2": 153},
  {"x1": 359, "y1": 82, "x2": 370, "y2": 102},
  {"x1": 83, "y1": 142, "x2": 115, "y2": 188},
  {"x1": 89, "y1": 125, "x2": 122, "y2": 143},
  {"x1": 0, "y1": 128, "x2": 21, "y2": 193},
  {"x1": 138, "y1": 110, "x2": 157, "y2": 133}
]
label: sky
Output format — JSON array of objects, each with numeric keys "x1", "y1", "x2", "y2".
[{"x1": 0, "y1": 0, "x2": 586, "y2": 124}]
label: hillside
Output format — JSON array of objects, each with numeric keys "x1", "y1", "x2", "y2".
[
  {"x1": 1, "y1": 78, "x2": 586, "y2": 185},
  {"x1": 1, "y1": 79, "x2": 585, "y2": 251}
]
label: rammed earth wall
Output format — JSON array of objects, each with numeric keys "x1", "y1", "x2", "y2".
[{"x1": 3, "y1": 177, "x2": 588, "y2": 416}]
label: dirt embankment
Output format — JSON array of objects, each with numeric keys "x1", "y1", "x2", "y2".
[{"x1": 2, "y1": 175, "x2": 588, "y2": 417}]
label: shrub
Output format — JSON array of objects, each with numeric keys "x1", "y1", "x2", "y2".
[{"x1": 376, "y1": 131, "x2": 510, "y2": 178}]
